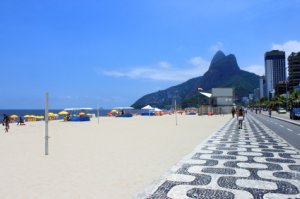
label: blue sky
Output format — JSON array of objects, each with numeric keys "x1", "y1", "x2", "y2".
[{"x1": 1, "y1": 0, "x2": 300, "y2": 109}]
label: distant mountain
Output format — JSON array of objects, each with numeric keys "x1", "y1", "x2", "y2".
[{"x1": 131, "y1": 51, "x2": 260, "y2": 109}]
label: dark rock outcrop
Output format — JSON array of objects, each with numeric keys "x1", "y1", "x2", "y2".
[{"x1": 132, "y1": 51, "x2": 259, "y2": 108}]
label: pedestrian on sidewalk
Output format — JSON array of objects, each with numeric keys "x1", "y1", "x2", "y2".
[
  {"x1": 231, "y1": 107, "x2": 236, "y2": 118},
  {"x1": 237, "y1": 108, "x2": 244, "y2": 129},
  {"x1": 268, "y1": 107, "x2": 272, "y2": 117}
]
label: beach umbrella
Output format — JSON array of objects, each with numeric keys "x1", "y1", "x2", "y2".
[
  {"x1": 10, "y1": 115, "x2": 18, "y2": 119},
  {"x1": 24, "y1": 115, "x2": 35, "y2": 118},
  {"x1": 111, "y1": 109, "x2": 118, "y2": 113},
  {"x1": 141, "y1": 105, "x2": 154, "y2": 110},
  {"x1": 48, "y1": 112, "x2": 55, "y2": 116},
  {"x1": 58, "y1": 111, "x2": 69, "y2": 115},
  {"x1": 35, "y1": 116, "x2": 43, "y2": 120},
  {"x1": 79, "y1": 112, "x2": 85, "y2": 115},
  {"x1": 113, "y1": 106, "x2": 134, "y2": 110}
]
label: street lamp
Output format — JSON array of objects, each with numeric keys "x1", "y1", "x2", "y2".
[
  {"x1": 198, "y1": 88, "x2": 203, "y2": 115},
  {"x1": 285, "y1": 64, "x2": 289, "y2": 111},
  {"x1": 285, "y1": 80, "x2": 289, "y2": 111}
]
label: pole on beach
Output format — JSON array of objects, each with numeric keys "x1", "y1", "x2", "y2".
[
  {"x1": 45, "y1": 92, "x2": 49, "y2": 155},
  {"x1": 97, "y1": 105, "x2": 99, "y2": 124},
  {"x1": 175, "y1": 99, "x2": 178, "y2": 126}
]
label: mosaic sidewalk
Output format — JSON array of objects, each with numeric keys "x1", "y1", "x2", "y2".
[{"x1": 137, "y1": 115, "x2": 300, "y2": 199}]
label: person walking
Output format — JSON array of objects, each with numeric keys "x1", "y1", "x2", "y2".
[
  {"x1": 237, "y1": 108, "x2": 244, "y2": 129},
  {"x1": 231, "y1": 107, "x2": 236, "y2": 118},
  {"x1": 268, "y1": 107, "x2": 272, "y2": 117},
  {"x1": 3, "y1": 114, "x2": 10, "y2": 132}
]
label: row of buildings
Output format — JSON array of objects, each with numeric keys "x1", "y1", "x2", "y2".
[
  {"x1": 253, "y1": 50, "x2": 300, "y2": 101},
  {"x1": 200, "y1": 50, "x2": 299, "y2": 109}
]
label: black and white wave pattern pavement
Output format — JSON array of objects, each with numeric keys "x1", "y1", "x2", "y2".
[{"x1": 136, "y1": 115, "x2": 300, "y2": 199}]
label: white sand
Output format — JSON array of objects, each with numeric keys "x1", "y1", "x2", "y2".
[{"x1": 0, "y1": 114, "x2": 230, "y2": 199}]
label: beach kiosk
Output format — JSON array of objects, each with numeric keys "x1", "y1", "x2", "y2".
[
  {"x1": 141, "y1": 105, "x2": 155, "y2": 116},
  {"x1": 63, "y1": 108, "x2": 92, "y2": 122}
]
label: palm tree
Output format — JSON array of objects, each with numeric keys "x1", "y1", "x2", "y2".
[
  {"x1": 259, "y1": 97, "x2": 268, "y2": 108},
  {"x1": 289, "y1": 90, "x2": 300, "y2": 101},
  {"x1": 289, "y1": 90, "x2": 300, "y2": 108}
]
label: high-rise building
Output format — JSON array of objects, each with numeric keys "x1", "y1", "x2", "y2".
[
  {"x1": 264, "y1": 50, "x2": 286, "y2": 99},
  {"x1": 288, "y1": 52, "x2": 300, "y2": 91},
  {"x1": 275, "y1": 81, "x2": 287, "y2": 95},
  {"x1": 253, "y1": 88, "x2": 260, "y2": 102},
  {"x1": 259, "y1": 75, "x2": 266, "y2": 99}
]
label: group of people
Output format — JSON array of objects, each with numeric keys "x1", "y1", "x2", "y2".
[
  {"x1": 252, "y1": 107, "x2": 272, "y2": 117},
  {"x1": 2, "y1": 114, "x2": 25, "y2": 132},
  {"x1": 231, "y1": 107, "x2": 246, "y2": 129}
]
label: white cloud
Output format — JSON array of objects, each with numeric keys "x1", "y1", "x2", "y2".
[
  {"x1": 241, "y1": 40, "x2": 300, "y2": 76},
  {"x1": 158, "y1": 61, "x2": 172, "y2": 69},
  {"x1": 102, "y1": 57, "x2": 210, "y2": 82},
  {"x1": 272, "y1": 40, "x2": 300, "y2": 56},
  {"x1": 188, "y1": 56, "x2": 210, "y2": 74},
  {"x1": 242, "y1": 64, "x2": 264, "y2": 76},
  {"x1": 210, "y1": 42, "x2": 223, "y2": 53}
]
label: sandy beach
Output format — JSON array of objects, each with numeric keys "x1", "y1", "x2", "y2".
[{"x1": 0, "y1": 114, "x2": 230, "y2": 199}]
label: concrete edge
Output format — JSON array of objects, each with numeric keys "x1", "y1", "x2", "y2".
[{"x1": 259, "y1": 112, "x2": 300, "y2": 127}]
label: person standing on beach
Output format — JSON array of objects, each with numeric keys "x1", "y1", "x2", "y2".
[
  {"x1": 17, "y1": 116, "x2": 25, "y2": 125},
  {"x1": 3, "y1": 114, "x2": 10, "y2": 132}
]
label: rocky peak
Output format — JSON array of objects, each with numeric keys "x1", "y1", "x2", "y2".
[
  {"x1": 211, "y1": 50, "x2": 226, "y2": 64},
  {"x1": 208, "y1": 51, "x2": 240, "y2": 72}
]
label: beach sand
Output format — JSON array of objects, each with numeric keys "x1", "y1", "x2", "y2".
[{"x1": 0, "y1": 114, "x2": 230, "y2": 199}]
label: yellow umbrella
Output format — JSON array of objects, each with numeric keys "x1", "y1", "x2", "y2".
[
  {"x1": 24, "y1": 115, "x2": 31, "y2": 118},
  {"x1": 26, "y1": 115, "x2": 36, "y2": 122},
  {"x1": 48, "y1": 112, "x2": 55, "y2": 116},
  {"x1": 10, "y1": 115, "x2": 18, "y2": 119},
  {"x1": 58, "y1": 111, "x2": 69, "y2": 115},
  {"x1": 79, "y1": 112, "x2": 85, "y2": 115},
  {"x1": 111, "y1": 109, "x2": 118, "y2": 113}
]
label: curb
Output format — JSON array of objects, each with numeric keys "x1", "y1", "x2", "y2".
[{"x1": 257, "y1": 112, "x2": 300, "y2": 127}]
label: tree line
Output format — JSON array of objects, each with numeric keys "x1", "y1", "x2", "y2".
[{"x1": 251, "y1": 90, "x2": 300, "y2": 109}]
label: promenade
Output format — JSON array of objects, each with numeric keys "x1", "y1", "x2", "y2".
[{"x1": 137, "y1": 114, "x2": 300, "y2": 199}]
